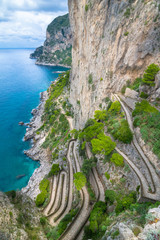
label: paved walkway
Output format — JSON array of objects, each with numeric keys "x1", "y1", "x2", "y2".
[
  {"x1": 43, "y1": 175, "x2": 57, "y2": 216},
  {"x1": 114, "y1": 94, "x2": 160, "y2": 201},
  {"x1": 59, "y1": 141, "x2": 91, "y2": 240}
]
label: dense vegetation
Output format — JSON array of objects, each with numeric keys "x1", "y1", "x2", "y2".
[
  {"x1": 105, "y1": 101, "x2": 133, "y2": 144},
  {"x1": 38, "y1": 47, "x2": 72, "y2": 67},
  {"x1": 121, "y1": 63, "x2": 160, "y2": 94},
  {"x1": 47, "y1": 14, "x2": 70, "y2": 35},
  {"x1": 35, "y1": 178, "x2": 50, "y2": 207},
  {"x1": 48, "y1": 164, "x2": 60, "y2": 177},
  {"x1": 46, "y1": 208, "x2": 79, "y2": 240},
  {"x1": 83, "y1": 183, "x2": 160, "y2": 240},
  {"x1": 133, "y1": 100, "x2": 160, "y2": 159},
  {"x1": 142, "y1": 63, "x2": 160, "y2": 86},
  {"x1": 73, "y1": 172, "x2": 87, "y2": 190},
  {"x1": 39, "y1": 71, "x2": 71, "y2": 151}
]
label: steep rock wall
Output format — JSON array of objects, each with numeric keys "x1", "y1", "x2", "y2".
[{"x1": 68, "y1": 0, "x2": 160, "y2": 129}]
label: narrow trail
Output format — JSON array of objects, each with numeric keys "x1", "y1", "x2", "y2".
[
  {"x1": 114, "y1": 94, "x2": 160, "y2": 201},
  {"x1": 48, "y1": 172, "x2": 67, "y2": 225},
  {"x1": 58, "y1": 140, "x2": 106, "y2": 240},
  {"x1": 43, "y1": 175, "x2": 57, "y2": 216},
  {"x1": 43, "y1": 140, "x2": 74, "y2": 226},
  {"x1": 86, "y1": 142, "x2": 105, "y2": 202}
]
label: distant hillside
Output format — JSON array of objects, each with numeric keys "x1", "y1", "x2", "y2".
[{"x1": 30, "y1": 13, "x2": 72, "y2": 67}]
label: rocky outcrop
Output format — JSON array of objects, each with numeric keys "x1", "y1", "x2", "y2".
[
  {"x1": 0, "y1": 191, "x2": 47, "y2": 240},
  {"x1": 31, "y1": 14, "x2": 72, "y2": 67},
  {"x1": 30, "y1": 46, "x2": 43, "y2": 59},
  {"x1": 68, "y1": 0, "x2": 160, "y2": 129},
  {"x1": 125, "y1": 88, "x2": 138, "y2": 99},
  {"x1": 22, "y1": 91, "x2": 51, "y2": 200}
]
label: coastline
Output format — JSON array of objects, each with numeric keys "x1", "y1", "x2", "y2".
[
  {"x1": 35, "y1": 61, "x2": 71, "y2": 69},
  {"x1": 21, "y1": 91, "x2": 51, "y2": 200}
]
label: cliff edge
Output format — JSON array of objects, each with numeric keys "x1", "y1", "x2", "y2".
[
  {"x1": 68, "y1": 0, "x2": 160, "y2": 128},
  {"x1": 31, "y1": 13, "x2": 72, "y2": 67}
]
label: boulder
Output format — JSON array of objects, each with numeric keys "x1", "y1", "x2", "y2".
[
  {"x1": 155, "y1": 71, "x2": 160, "y2": 90},
  {"x1": 119, "y1": 223, "x2": 137, "y2": 240},
  {"x1": 124, "y1": 88, "x2": 138, "y2": 99},
  {"x1": 31, "y1": 108, "x2": 38, "y2": 116},
  {"x1": 19, "y1": 121, "x2": 24, "y2": 126},
  {"x1": 148, "y1": 205, "x2": 160, "y2": 219}
]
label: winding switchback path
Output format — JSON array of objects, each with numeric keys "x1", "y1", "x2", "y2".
[
  {"x1": 114, "y1": 94, "x2": 160, "y2": 201},
  {"x1": 86, "y1": 143, "x2": 105, "y2": 202},
  {"x1": 58, "y1": 141, "x2": 91, "y2": 240},
  {"x1": 43, "y1": 140, "x2": 74, "y2": 226},
  {"x1": 48, "y1": 171, "x2": 67, "y2": 225},
  {"x1": 43, "y1": 175, "x2": 57, "y2": 216}
]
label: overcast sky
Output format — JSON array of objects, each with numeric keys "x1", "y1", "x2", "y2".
[{"x1": 0, "y1": 0, "x2": 68, "y2": 48}]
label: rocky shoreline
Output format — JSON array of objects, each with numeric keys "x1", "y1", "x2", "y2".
[
  {"x1": 21, "y1": 91, "x2": 51, "y2": 200},
  {"x1": 35, "y1": 61, "x2": 71, "y2": 69}
]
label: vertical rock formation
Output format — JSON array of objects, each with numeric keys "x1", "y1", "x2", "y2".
[
  {"x1": 68, "y1": 0, "x2": 160, "y2": 129},
  {"x1": 31, "y1": 14, "x2": 72, "y2": 67}
]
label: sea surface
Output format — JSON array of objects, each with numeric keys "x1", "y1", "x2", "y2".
[{"x1": 0, "y1": 48, "x2": 68, "y2": 192}]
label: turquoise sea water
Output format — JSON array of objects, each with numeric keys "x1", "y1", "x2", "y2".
[{"x1": 0, "y1": 49, "x2": 68, "y2": 192}]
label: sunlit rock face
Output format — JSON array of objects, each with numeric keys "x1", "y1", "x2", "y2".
[{"x1": 68, "y1": 0, "x2": 160, "y2": 129}]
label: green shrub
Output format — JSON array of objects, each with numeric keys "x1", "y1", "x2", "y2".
[
  {"x1": 6, "y1": 190, "x2": 16, "y2": 199},
  {"x1": 40, "y1": 217, "x2": 46, "y2": 225},
  {"x1": 132, "y1": 100, "x2": 158, "y2": 117},
  {"x1": 108, "y1": 101, "x2": 121, "y2": 114},
  {"x1": 35, "y1": 191, "x2": 47, "y2": 207},
  {"x1": 121, "y1": 85, "x2": 127, "y2": 94},
  {"x1": 70, "y1": 129, "x2": 79, "y2": 139},
  {"x1": 124, "y1": 31, "x2": 129, "y2": 36},
  {"x1": 74, "y1": 172, "x2": 87, "y2": 190},
  {"x1": 111, "y1": 230, "x2": 120, "y2": 238},
  {"x1": 85, "y1": 4, "x2": 89, "y2": 12},
  {"x1": 133, "y1": 117, "x2": 141, "y2": 127},
  {"x1": 39, "y1": 179, "x2": 50, "y2": 192},
  {"x1": 88, "y1": 74, "x2": 93, "y2": 84},
  {"x1": 94, "y1": 110, "x2": 107, "y2": 121},
  {"x1": 81, "y1": 141, "x2": 86, "y2": 150},
  {"x1": 140, "y1": 92, "x2": 149, "y2": 99},
  {"x1": 111, "y1": 153, "x2": 124, "y2": 167},
  {"x1": 57, "y1": 209, "x2": 78, "y2": 235},
  {"x1": 89, "y1": 201, "x2": 107, "y2": 233},
  {"x1": 79, "y1": 121, "x2": 104, "y2": 142},
  {"x1": 91, "y1": 133, "x2": 116, "y2": 155},
  {"x1": 82, "y1": 157, "x2": 97, "y2": 176},
  {"x1": 87, "y1": 182, "x2": 96, "y2": 202},
  {"x1": 17, "y1": 213, "x2": 24, "y2": 224},
  {"x1": 114, "y1": 119, "x2": 133, "y2": 143},
  {"x1": 142, "y1": 63, "x2": 160, "y2": 85},
  {"x1": 115, "y1": 191, "x2": 136, "y2": 214},
  {"x1": 134, "y1": 112, "x2": 160, "y2": 159},
  {"x1": 105, "y1": 172, "x2": 110, "y2": 180},
  {"x1": 130, "y1": 78, "x2": 143, "y2": 91},
  {"x1": 124, "y1": 8, "x2": 130, "y2": 18},
  {"x1": 46, "y1": 228, "x2": 60, "y2": 239},
  {"x1": 105, "y1": 190, "x2": 116, "y2": 204},
  {"x1": 48, "y1": 164, "x2": 60, "y2": 177},
  {"x1": 84, "y1": 118, "x2": 95, "y2": 128}
]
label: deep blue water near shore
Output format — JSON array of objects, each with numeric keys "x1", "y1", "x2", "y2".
[{"x1": 0, "y1": 49, "x2": 68, "y2": 192}]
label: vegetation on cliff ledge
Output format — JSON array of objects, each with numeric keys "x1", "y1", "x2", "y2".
[{"x1": 38, "y1": 71, "x2": 71, "y2": 151}]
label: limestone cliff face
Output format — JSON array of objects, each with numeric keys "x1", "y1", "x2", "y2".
[
  {"x1": 68, "y1": 0, "x2": 160, "y2": 129},
  {"x1": 32, "y1": 14, "x2": 72, "y2": 67}
]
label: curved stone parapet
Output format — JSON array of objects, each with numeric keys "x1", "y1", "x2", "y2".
[{"x1": 114, "y1": 94, "x2": 160, "y2": 201}]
